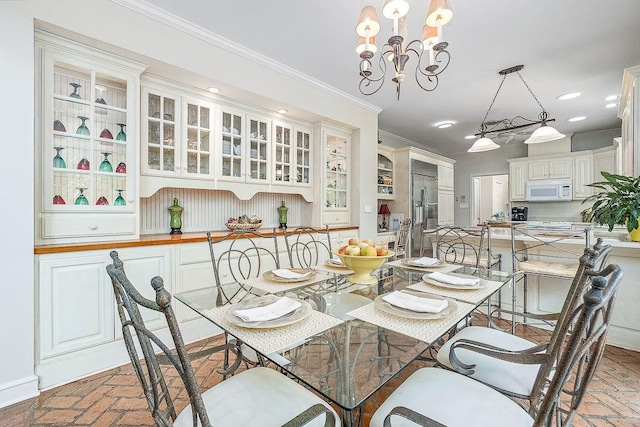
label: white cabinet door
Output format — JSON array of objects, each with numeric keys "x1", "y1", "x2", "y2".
[
  {"x1": 142, "y1": 86, "x2": 180, "y2": 176},
  {"x1": 573, "y1": 154, "x2": 593, "y2": 199},
  {"x1": 39, "y1": 254, "x2": 114, "y2": 359},
  {"x1": 438, "y1": 191, "x2": 455, "y2": 226},
  {"x1": 549, "y1": 158, "x2": 572, "y2": 179},
  {"x1": 593, "y1": 146, "x2": 617, "y2": 181},
  {"x1": 323, "y1": 128, "x2": 350, "y2": 224},
  {"x1": 527, "y1": 160, "x2": 548, "y2": 180},
  {"x1": 509, "y1": 161, "x2": 527, "y2": 201},
  {"x1": 437, "y1": 162, "x2": 454, "y2": 191}
]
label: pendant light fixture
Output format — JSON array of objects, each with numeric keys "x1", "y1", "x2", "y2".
[{"x1": 468, "y1": 65, "x2": 565, "y2": 153}]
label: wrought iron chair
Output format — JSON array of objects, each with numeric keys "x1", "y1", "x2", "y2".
[
  {"x1": 105, "y1": 251, "x2": 339, "y2": 427},
  {"x1": 371, "y1": 259, "x2": 622, "y2": 427},
  {"x1": 391, "y1": 218, "x2": 412, "y2": 259},
  {"x1": 283, "y1": 225, "x2": 333, "y2": 268},
  {"x1": 507, "y1": 223, "x2": 590, "y2": 330},
  {"x1": 432, "y1": 225, "x2": 501, "y2": 270},
  {"x1": 435, "y1": 239, "x2": 612, "y2": 404},
  {"x1": 207, "y1": 228, "x2": 281, "y2": 367}
]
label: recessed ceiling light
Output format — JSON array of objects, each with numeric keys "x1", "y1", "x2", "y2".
[
  {"x1": 605, "y1": 103, "x2": 618, "y2": 109},
  {"x1": 207, "y1": 87, "x2": 220, "y2": 94},
  {"x1": 556, "y1": 92, "x2": 581, "y2": 100},
  {"x1": 567, "y1": 116, "x2": 586, "y2": 122},
  {"x1": 277, "y1": 109, "x2": 288, "y2": 114},
  {"x1": 604, "y1": 95, "x2": 617, "y2": 101},
  {"x1": 435, "y1": 121, "x2": 455, "y2": 129},
  {"x1": 464, "y1": 135, "x2": 476, "y2": 140}
]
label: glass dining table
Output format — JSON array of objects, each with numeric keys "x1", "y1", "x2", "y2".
[{"x1": 175, "y1": 260, "x2": 515, "y2": 427}]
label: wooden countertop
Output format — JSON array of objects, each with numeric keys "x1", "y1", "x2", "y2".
[{"x1": 34, "y1": 226, "x2": 359, "y2": 255}]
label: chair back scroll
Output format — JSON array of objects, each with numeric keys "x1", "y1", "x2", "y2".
[
  {"x1": 532, "y1": 263, "x2": 622, "y2": 425},
  {"x1": 434, "y1": 225, "x2": 498, "y2": 269},
  {"x1": 284, "y1": 225, "x2": 333, "y2": 268},
  {"x1": 106, "y1": 251, "x2": 212, "y2": 427},
  {"x1": 393, "y1": 218, "x2": 412, "y2": 259}
]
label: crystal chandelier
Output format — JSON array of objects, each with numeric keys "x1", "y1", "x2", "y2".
[
  {"x1": 468, "y1": 65, "x2": 566, "y2": 153},
  {"x1": 355, "y1": 0, "x2": 453, "y2": 100}
]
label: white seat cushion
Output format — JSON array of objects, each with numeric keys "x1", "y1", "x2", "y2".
[
  {"x1": 436, "y1": 326, "x2": 540, "y2": 396},
  {"x1": 370, "y1": 368, "x2": 533, "y2": 427},
  {"x1": 174, "y1": 367, "x2": 339, "y2": 427},
  {"x1": 519, "y1": 260, "x2": 578, "y2": 277}
]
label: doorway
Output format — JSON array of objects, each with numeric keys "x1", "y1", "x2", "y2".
[{"x1": 471, "y1": 174, "x2": 509, "y2": 225}]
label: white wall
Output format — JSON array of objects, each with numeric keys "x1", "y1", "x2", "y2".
[
  {"x1": 0, "y1": 0, "x2": 380, "y2": 407},
  {"x1": 0, "y1": 3, "x2": 38, "y2": 407}
]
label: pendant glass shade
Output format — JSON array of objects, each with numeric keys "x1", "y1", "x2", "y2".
[
  {"x1": 426, "y1": 0, "x2": 453, "y2": 27},
  {"x1": 468, "y1": 137, "x2": 500, "y2": 153},
  {"x1": 382, "y1": 0, "x2": 410, "y2": 20},
  {"x1": 524, "y1": 124, "x2": 566, "y2": 144},
  {"x1": 356, "y1": 6, "x2": 380, "y2": 37},
  {"x1": 356, "y1": 36, "x2": 378, "y2": 54}
]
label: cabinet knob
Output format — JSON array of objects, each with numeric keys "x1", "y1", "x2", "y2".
[{"x1": 89, "y1": 225, "x2": 97, "y2": 230}]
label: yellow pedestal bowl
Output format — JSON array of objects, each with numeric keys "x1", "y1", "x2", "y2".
[{"x1": 333, "y1": 250, "x2": 395, "y2": 284}]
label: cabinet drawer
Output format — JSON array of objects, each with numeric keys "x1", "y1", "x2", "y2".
[
  {"x1": 323, "y1": 211, "x2": 349, "y2": 225},
  {"x1": 41, "y1": 215, "x2": 137, "y2": 239}
]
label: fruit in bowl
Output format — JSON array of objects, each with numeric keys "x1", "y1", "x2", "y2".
[{"x1": 333, "y1": 238, "x2": 394, "y2": 284}]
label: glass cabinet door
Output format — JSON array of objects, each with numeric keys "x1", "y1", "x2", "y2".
[
  {"x1": 295, "y1": 128, "x2": 311, "y2": 186},
  {"x1": 325, "y1": 134, "x2": 349, "y2": 209},
  {"x1": 47, "y1": 62, "x2": 131, "y2": 210},
  {"x1": 221, "y1": 110, "x2": 243, "y2": 179},
  {"x1": 144, "y1": 89, "x2": 177, "y2": 174},
  {"x1": 247, "y1": 117, "x2": 269, "y2": 183},
  {"x1": 273, "y1": 122, "x2": 293, "y2": 184},
  {"x1": 185, "y1": 99, "x2": 212, "y2": 177}
]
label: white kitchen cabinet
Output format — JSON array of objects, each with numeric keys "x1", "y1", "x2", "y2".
[
  {"x1": 593, "y1": 142, "x2": 619, "y2": 181},
  {"x1": 437, "y1": 161, "x2": 454, "y2": 191},
  {"x1": 619, "y1": 65, "x2": 640, "y2": 176},
  {"x1": 573, "y1": 154, "x2": 593, "y2": 199},
  {"x1": 377, "y1": 152, "x2": 395, "y2": 200},
  {"x1": 246, "y1": 115, "x2": 271, "y2": 183},
  {"x1": 35, "y1": 32, "x2": 146, "y2": 245},
  {"x1": 322, "y1": 128, "x2": 350, "y2": 225},
  {"x1": 527, "y1": 157, "x2": 572, "y2": 181},
  {"x1": 272, "y1": 121, "x2": 312, "y2": 187},
  {"x1": 509, "y1": 160, "x2": 527, "y2": 201},
  {"x1": 438, "y1": 192, "x2": 455, "y2": 226}
]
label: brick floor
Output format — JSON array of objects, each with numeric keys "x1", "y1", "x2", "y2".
[{"x1": 1, "y1": 315, "x2": 639, "y2": 427}]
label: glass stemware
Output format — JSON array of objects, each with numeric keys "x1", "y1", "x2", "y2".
[
  {"x1": 53, "y1": 147, "x2": 66, "y2": 169},
  {"x1": 96, "y1": 196, "x2": 109, "y2": 206},
  {"x1": 115, "y1": 162, "x2": 127, "y2": 173},
  {"x1": 53, "y1": 195, "x2": 66, "y2": 205},
  {"x1": 75, "y1": 188, "x2": 89, "y2": 205},
  {"x1": 69, "y1": 83, "x2": 81, "y2": 99},
  {"x1": 99, "y1": 152, "x2": 113, "y2": 172},
  {"x1": 76, "y1": 116, "x2": 90, "y2": 136},
  {"x1": 114, "y1": 189, "x2": 126, "y2": 206},
  {"x1": 53, "y1": 119, "x2": 66, "y2": 132},
  {"x1": 116, "y1": 123, "x2": 127, "y2": 141},
  {"x1": 95, "y1": 85, "x2": 107, "y2": 105},
  {"x1": 100, "y1": 128, "x2": 113, "y2": 139},
  {"x1": 77, "y1": 158, "x2": 90, "y2": 170}
]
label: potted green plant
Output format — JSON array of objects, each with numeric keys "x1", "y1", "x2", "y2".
[{"x1": 584, "y1": 171, "x2": 640, "y2": 241}]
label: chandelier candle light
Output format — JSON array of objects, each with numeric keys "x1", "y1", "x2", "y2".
[
  {"x1": 356, "y1": 0, "x2": 453, "y2": 100},
  {"x1": 468, "y1": 65, "x2": 566, "y2": 153}
]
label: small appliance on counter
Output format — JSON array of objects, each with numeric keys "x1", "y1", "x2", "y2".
[{"x1": 511, "y1": 206, "x2": 528, "y2": 221}]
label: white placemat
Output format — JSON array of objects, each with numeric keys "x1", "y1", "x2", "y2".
[
  {"x1": 241, "y1": 272, "x2": 333, "y2": 293},
  {"x1": 346, "y1": 301, "x2": 475, "y2": 345},
  {"x1": 408, "y1": 278, "x2": 506, "y2": 305},
  {"x1": 384, "y1": 260, "x2": 460, "y2": 274},
  {"x1": 201, "y1": 305, "x2": 343, "y2": 355}
]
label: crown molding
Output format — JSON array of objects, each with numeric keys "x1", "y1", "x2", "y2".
[{"x1": 110, "y1": 0, "x2": 382, "y2": 115}]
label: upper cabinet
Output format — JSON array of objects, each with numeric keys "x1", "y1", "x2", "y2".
[
  {"x1": 437, "y1": 161, "x2": 454, "y2": 191},
  {"x1": 527, "y1": 157, "x2": 572, "y2": 181},
  {"x1": 509, "y1": 160, "x2": 527, "y2": 201},
  {"x1": 321, "y1": 128, "x2": 350, "y2": 225},
  {"x1": 35, "y1": 32, "x2": 146, "y2": 244},
  {"x1": 377, "y1": 152, "x2": 394, "y2": 200},
  {"x1": 619, "y1": 65, "x2": 640, "y2": 177}
]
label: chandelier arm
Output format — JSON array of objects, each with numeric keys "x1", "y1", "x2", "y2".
[
  {"x1": 430, "y1": 48, "x2": 451, "y2": 76},
  {"x1": 414, "y1": 71, "x2": 438, "y2": 92},
  {"x1": 358, "y1": 49, "x2": 389, "y2": 96},
  {"x1": 473, "y1": 118, "x2": 557, "y2": 136}
]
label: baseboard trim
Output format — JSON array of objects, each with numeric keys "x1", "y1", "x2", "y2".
[{"x1": 0, "y1": 375, "x2": 39, "y2": 409}]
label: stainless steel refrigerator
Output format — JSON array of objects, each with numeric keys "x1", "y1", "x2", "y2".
[{"x1": 411, "y1": 160, "x2": 438, "y2": 257}]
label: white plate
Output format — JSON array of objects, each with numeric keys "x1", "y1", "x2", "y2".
[
  {"x1": 421, "y1": 272, "x2": 486, "y2": 290},
  {"x1": 262, "y1": 268, "x2": 316, "y2": 283},
  {"x1": 225, "y1": 295, "x2": 312, "y2": 329},
  {"x1": 325, "y1": 258, "x2": 348, "y2": 268},
  {"x1": 401, "y1": 258, "x2": 444, "y2": 268},
  {"x1": 374, "y1": 291, "x2": 457, "y2": 320}
]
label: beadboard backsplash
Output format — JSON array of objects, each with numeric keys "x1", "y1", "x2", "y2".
[{"x1": 140, "y1": 188, "x2": 306, "y2": 235}]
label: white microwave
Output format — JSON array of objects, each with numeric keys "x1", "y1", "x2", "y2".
[{"x1": 526, "y1": 179, "x2": 573, "y2": 202}]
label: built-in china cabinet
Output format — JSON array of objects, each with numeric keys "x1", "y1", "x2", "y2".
[{"x1": 320, "y1": 124, "x2": 351, "y2": 226}]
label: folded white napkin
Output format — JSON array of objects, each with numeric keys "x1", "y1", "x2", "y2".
[
  {"x1": 409, "y1": 257, "x2": 440, "y2": 266},
  {"x1": 383, "y1": 291, "x2": 448, "y2": 313},
  {"x1": 271, "y1": 269, "x2": 311, "y2": 280},
  {"x1": 329, "y1": 258, "x2": 344, "y2": 265},
  {"x1": 233, "y1": 297, "x2": 302, "y2": 322},
  {"x1": 428, "y1": 271, "x2": 479, "y2": 287}
]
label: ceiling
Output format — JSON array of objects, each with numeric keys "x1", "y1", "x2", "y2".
[{"x1": 140, "y1": 0, "x2": 640, "y2": 156}]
